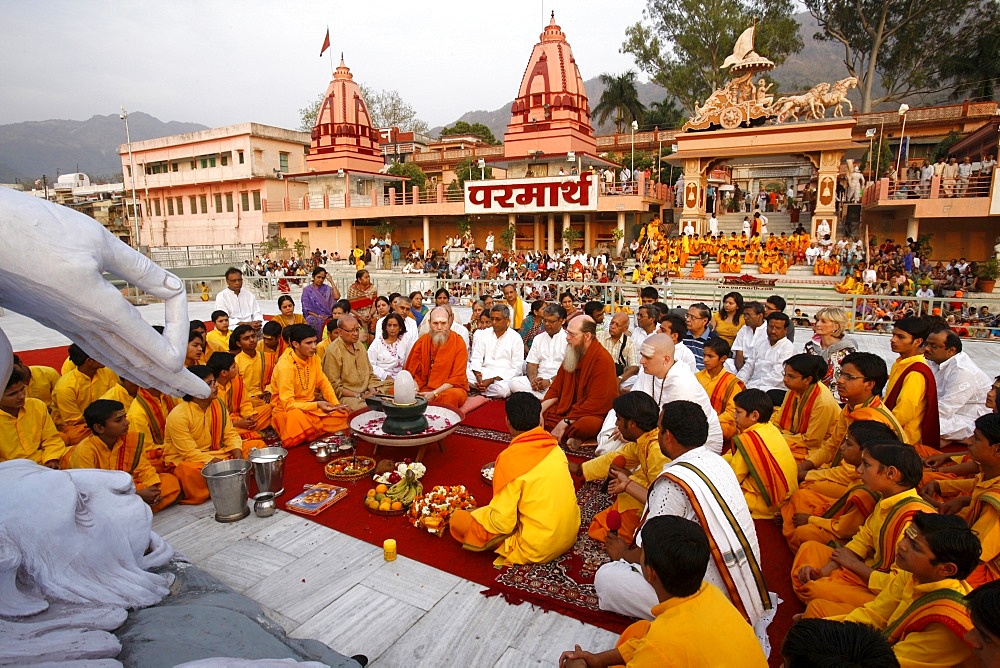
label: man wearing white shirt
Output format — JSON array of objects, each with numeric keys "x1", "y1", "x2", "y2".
[
  {"x1": 658, "y1": 313, "x2": 698, "y2": 374},
  {"x1": 598, "y1": 312, "x2": 638, "y2": 387},
  {"x1": 916, "y1": 285, "x2": 935, "y2": 298},
  {"x1": 631, "y1": 304, "x2": 658, "y2": 352},
  {"x1": 596, "y1": 334, "x2": 723, "y2": 456},
  {"x1": 683, "y1": 221, "x2": 695, "y2": 237},
  {"x1": 467, "y1": 305, "x2": 525, "y2": 398},
  {"x1": 924, "y1": 329, "x2": 991, "y2": 441},
  {"x1": 730, "y1": 302, "x2": 766, "y2": 374},
  {"x1": 740, "y1": 313, "x2": 795, "y2": 399},
  {"x1": 708, "y1": 213, "x2": 719, "y2": 237},
  {"x1": 215, "y1": 267, "x2": 263, "y2": 334},
  {"x1": 509, "y1": 304, "x2": 567, "y2": 398}
]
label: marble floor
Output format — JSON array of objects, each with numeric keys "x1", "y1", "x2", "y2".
[{"x1": 151, "y1": 503, "x2": 619, "y2": 667}]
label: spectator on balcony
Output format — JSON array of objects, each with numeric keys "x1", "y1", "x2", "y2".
[
  {"x1": 919, "y1": 159, "x2": 934, "y2": 197},
  {"x1": 957, "y1": 157, "x2": 973, "y2": 197},
  {"x1": 942, "y1": 157, "x2": 959, "y2": 197}
]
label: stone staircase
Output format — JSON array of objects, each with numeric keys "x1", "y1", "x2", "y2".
[{"x1": 716, "y1": 211, "x2": 806, "y2": 236}]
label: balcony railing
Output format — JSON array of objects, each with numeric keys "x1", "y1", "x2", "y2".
[{"x1": 861, "y1": 173, "x2": 994, "y2": 204}]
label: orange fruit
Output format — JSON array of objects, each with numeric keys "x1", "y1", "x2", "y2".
[
  {"x1": 390, "y1": 501, "x2": 403, "y2": 510},
  {"x1": 366, "y1": 489, "x2": 377, "y2": 498},
  {"x1": 378, "y1": 501, "x2": 391, "y2": 512},
  {"x1": 375, "y1": 484, "x2": 388, "y2": 494}
]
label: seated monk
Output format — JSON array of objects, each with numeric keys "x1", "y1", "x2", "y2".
[
  {"x1": 232, "y1": 323, "x2": 277, "y2": 405},
  {"x1": 61, "y1": 399, "x2": 180, "y2": 513},
  {"x1": 0, "y1": 365, "x2": 66, "y2": 467},
  {"x1": 776, "y1": 253, "x2": 789, "y2": 274},
  {"x1": 570, "y1": 392, "x2": 667, "y2": 543},
  {"x1": 772, "y1": 354, "x2": 840, "y2": 462},
  {"x1": 52, "y1": 343, "x2": 120, "y2": 445},
  {"x1": 725, "y1": 389, "x2": 798, "y2": 519},
  {"x1": 403, "y1": 306, "x2": 469, "y2": 409},
  {"x1": 759, "y1": 252, "x2": 773, "y2": 274},
  {"x1": 695, "y1": 338, "x2": 744, "y2": 442},
  {"x1": 450, "y1": 392, "x2": 580, "y2": 566},
  {"x1": 206, "y1": 352, "x2": 271, "y2": 446},
  {"x1": 688, "y1": 259, "x2": 705, "y2": 279},
  {"x1": 541, "y1": 316, "x2": 618, "y2": 449},
  {"x1": 835, "y1": 275, "x2": 858, "y2": 294},
  {"x1": 271, "y1": 324, "x2": 351, "y2": 448},
  {"x1": 163, "y1": 365, "x2": 249, "y2": 504},
  {"x1": 17, "y1": 356, "x2": 60, "y2": 411},
  {"x1": 782, "y1": 420, "x2": 894, "y2": 552},
  {"x1": 794, "y1": 441, "x2": 936, "y2": 616},
  {"x1": 321, "y1": 314, "x2": 391, "y2": 411},
  {"x1": 559, "y1": 516, "x2": 767, "y2": 668}
]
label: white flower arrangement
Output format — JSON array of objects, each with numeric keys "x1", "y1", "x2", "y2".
[{"x1": 373, "y1": 461, "x2": 427, "y2": 484}]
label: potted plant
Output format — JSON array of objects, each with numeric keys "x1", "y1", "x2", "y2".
[
  {"x1": 500, "y1": 225, "x2": 517, "y2": 251},
  {"x1": 561, "y1": 226, "x2": 582, "y2": 250},
  {"x1": 610, "y1": 227, "x2": 625, "y2": 257},
  {"x1": 975, "y1": 257, "x2": 999, "y2": 293}
]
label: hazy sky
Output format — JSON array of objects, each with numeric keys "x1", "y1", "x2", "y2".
[{"x1": 2, "y1": 0, "x2": 648, "y2": 130}]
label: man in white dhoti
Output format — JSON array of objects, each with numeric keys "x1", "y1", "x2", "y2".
[
  {"x1": 467, "y1": 305, "x2": 525, "y2": 398},
  {"x1": 594, "y1": 400, "x2": 778, "y2": 654},
  {"x1": 596, "y1": 334, "x2": 723, "y2": 455},
  {"x1": 509, "y1": 304, "x2": 567, "y2": 398}
]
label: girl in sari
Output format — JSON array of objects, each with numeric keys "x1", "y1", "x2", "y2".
[
  {"x1": 301, "y1": 267, "x2": 339, "y2": 337},
  {"x1": 273, "y1": 295, "x2": 306, "y2": 329}
]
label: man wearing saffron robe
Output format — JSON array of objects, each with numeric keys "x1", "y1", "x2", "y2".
[
  {"x1": 63, "y1": 399, "x2": 180, "y2": 512},
  {"x1": 301, "y1": 266, "x2": 340, "y2": 337},
  {"x1": 271, "y1": 324, "x2": 350, "y2": 448},
  {"x1": 0, "y1": 365, "x2": 66, "y2": 466},
  {"x1": 206, "y1": 352, "x2": 271, "y2": 446},
  {"x1": 572, "y1": 392, "x2": 667, "y2": 543},
  {"x1": 450, "y1": 392, "x2": 580, "y2": 566},
  {"x1": 561, "y1": 516, "x2": 767, "y2": 668},
  {"x1": 52, "y1": 343, "x2": 120, "y2": 445},
  {"x1": 772, "y1": 354, "x2": 840, "y2": 462},
  {"x1": 885, "y1": 317, "x2": 940, "y2": 449},
  {"x1": 594, "y1": 401, "x2": 776, "y2": 647},
  {"x1": 794, "y1": 442, "x2": 936, "y2": 615},
  {"x1": 163, "y1": 365, "x2": 247, "y2": 504},
  {"x1": 824, "y1": 512, "x2": 979, "y2": 667},
  {"x1": 346, "y1": 269, "x2": 377, "y2": 339},
  {"x1": 541, "y1": 315, "x2": 618, "y2": 448},
  {"x1": 403, "y1": 306, "x2": 469, "y2": 410},
  {"x1": 798, "y1": 352, "x2": 908, "y2": 497},
  {"x1": 725, "y1": 388, "x2": 798, "y2": 519}
]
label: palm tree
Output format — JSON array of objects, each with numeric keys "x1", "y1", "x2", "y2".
[
  {"x1": 643, "y1": 97, "x2": 686, "y2": 130},
  {"x1": 592, "y1": 71, "x2": 646, "y2": 134}
]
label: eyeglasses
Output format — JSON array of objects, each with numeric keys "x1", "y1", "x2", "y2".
[
  {"x1": 835, "y1": 372, "x2": 865, "y2": 382},
  {"x1": 684, "y1": 314, "x2": 706, "y2": 320}
]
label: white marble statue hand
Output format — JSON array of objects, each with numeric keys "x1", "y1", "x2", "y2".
[{"x1": 0, "y1": 188, "x2": 208, "y2": 397}]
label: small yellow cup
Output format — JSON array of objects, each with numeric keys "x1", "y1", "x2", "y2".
[{"x1": 383, "y1": 538, "x2": 397, "y2": 561}]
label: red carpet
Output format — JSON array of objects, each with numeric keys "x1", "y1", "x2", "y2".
[{"x1": 14, "y1": 346, "x2": 69, "y2": 369}]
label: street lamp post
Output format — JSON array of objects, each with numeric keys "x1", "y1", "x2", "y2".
[
  {"x1": 630, "y1": 120, "x2": 638, "y2": 188},
  {"x1": 121, "y1": 106, "x2": 141, "y2": 248},
  {"x1": 895, "y1": 103, "x2": 910, "y2": 178}
]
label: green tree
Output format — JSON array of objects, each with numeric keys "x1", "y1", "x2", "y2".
[
  {"x1": 933, "y1": 131, "x2": 962, "y2": 163},
  {"x1": 592, "y1": 71, "x2": 646, "y2": 134},
  {"x1": 805, "y1": 0, "x2": 989, "y2": 112},
  {"x1": 298, "y1": 84, "x2": 429, "y2": 133},
  {"x1": 623, "y1": 0, "x2": 802, "y2": 114},
  {"x1": 439, "y1": 121, "x2": 500, "y2": 145},
  {"x1": 861, "y1": 137, "x2": 893, "y2": 177},
  {"x1": 643, "y1": 97, "x2": 686, "y2": 130},
  {"x1": 939, "y1": 2, "x2": 1000, "y2": 101},
  {"x1": 453, "y1": 157, "x2": 494, "y2": 189},
  {"x1": 386, "y1": 162, "x2": 427, "y2": 192}
]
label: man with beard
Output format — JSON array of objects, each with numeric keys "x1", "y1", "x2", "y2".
[
  {"x1": 540, "y1": 316, "x2": 618, "y2": 449},
  {"x1": 404, "y1": 306, "x2": 469, "y2": 409}
]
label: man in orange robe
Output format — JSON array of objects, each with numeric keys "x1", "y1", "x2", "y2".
[
  {"x1": 271, "y1": 324, "x2": 350, "y2": 448},
  {"x1": 541, "y1": 316, "x2": 618, "y2": 448},
  {"x1": 450, "y1": 392, "x2": 580, "y2": 566},
  {"x1": 207, "y1": 351, "x2": 272, "y2": 444},
  {"x1": 62, "y1": 399, "x2": 180, "y2": 512},
  {"x1": 404, "y1": 306, "x2": 469, "y2": 410}
]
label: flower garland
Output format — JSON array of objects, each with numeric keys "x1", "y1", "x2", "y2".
[{"x1": 407, "y1": 485, "x2": 477, "y2": 535}]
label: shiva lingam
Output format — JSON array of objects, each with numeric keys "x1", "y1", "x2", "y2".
[{"x1": 364, "y1": 371, "x2": 429, "y2": 435}]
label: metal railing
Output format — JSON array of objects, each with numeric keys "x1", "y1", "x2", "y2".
[
  {"x1": 148, "y1": 244, "x2": 267, "y2": 268},
  {"x1": 843, "y1": 294, "x2": 1000, "y2": 337},
  {"x1": 863, "y1": 173, "x2": 994, "y2": 203}
]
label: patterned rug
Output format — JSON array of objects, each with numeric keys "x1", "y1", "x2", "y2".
[
  {"x1": 487, "y1": 481, "x2": 633, "y2": 628},
  {"x1": 454, "y1": 424, "x2": 511, "y2": 444}
]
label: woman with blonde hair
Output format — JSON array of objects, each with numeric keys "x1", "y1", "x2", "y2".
[{"x1": 803, "y1": 306, "x2": 857, "y2": 401}]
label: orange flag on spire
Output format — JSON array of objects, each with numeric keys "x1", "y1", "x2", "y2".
[{"x1": 319, "y1": 29, "x2": 331, "y2": 57}]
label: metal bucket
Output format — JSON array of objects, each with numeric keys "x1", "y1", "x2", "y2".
[
  {"x1": 249, "y1": 446, "x2": 287, "y2": 497},
  {"x1": 202, "y1": 459, "x2": 251, "y2": 523}
]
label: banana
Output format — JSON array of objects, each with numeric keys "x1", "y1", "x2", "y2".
[{"x1": 385, "y1": 469, "x2": 423, "y2": 505}]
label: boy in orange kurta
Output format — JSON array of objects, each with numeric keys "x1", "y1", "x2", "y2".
[
  {"x1": 403, "y1": 307, "x2": 469, "y2": 410},
  {"x1": 695, "y1": 338, "x2": 744, "y2": 443},
  {"x1": 271, "y1": 324, "x2": 350, "y2": 448},
  {"x1": 64, "y1": 399, "x2": 181, "y2": 512}
]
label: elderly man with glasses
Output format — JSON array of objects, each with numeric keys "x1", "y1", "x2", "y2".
[
  {"x1": 682, "y1": 303, "x2": 718, "y2": 370},
  {"x1": 321, "y1": 314, "x2": 392, "y2": 411}
]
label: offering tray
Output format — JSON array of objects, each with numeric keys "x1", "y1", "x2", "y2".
[{"x1": 349, "y1": 406, "x2": 464, "y2": 462}]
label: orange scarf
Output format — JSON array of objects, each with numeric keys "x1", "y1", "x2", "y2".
[
  {"x1": 778, "y1": 383, "x2": 822, "y2": 432},
  {"x1": 872, "y1": 496, "x2": 937, "y2": 570},
  {"x1": 709, "y1": 370, "x2": 743, "y2": 414},
  {"x1": 492, "y1": 426, "x2": 558, "y2": 493},
  {"x1": 135, "y1": 389, "x2": 170, "y2": 444},
  {"x1": 112, "y1": 432, "x2": 146, "y2": 473},
  {"x1": 884, "y1": 588, "x2": 973, "y2": 645},
  {"x1": 733, "y1": 428, "x2": 790, "y2": 508},
  {"x1": 208, "y1": 399, "x2": 227, "y2": 450}
]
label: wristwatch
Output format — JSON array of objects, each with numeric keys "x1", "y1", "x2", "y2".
[{"x1": 563, "y1": 419, "x2": 572, "y2": 426}]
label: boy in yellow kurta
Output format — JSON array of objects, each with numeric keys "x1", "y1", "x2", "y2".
[
  {"x1": 558, "y1": 516, "x2": 767, "y2": 668},
  {"x1": 62, "y1": 399, "x2": 181, "y2": 513},
  {"x1": 127, "y1": 386, "x2": 177, "y2": 472},
  {"x1": 0, "y1": 365, "x2": 66, "y2": 466},
  {"x1": 52, "y1": 344, "x2": 120, "y2": 445},
  {"x1": 830, "y1": 512, "x2": 979, "y2": 668},
  {"x1": 271, "y1": 323, "x2": 350, "y2": 448},
  {"x1": 725, "y1": 388, "x2": 798, "y2": 518},
  {"x1": 232, "y1": 324, "x2": 277, "y2": 404},
  {"x1": 205, "y1": 310, "x2": 232, "y2": 354},
  {"x1": 571, "y1": 392, "x2": 668, "y2": 543},
  {"x1": 885, "y1": 317, "x2": 939, "y2": 449},
  {"x1": 695, "y1": 338, "x2": 744, "y2": 442},
  {"x1": 772, "y1": 354, "x2": 841, "y2": 462},
  {"x1": 98, "y1": 377, "x2": 139, "y2": 413},
  {"x1": 163, "y1": 365, "x2": 247, "y2": 504},
  {"x1": 207, "y1": 351, "x2": 272, "y2": 445},
  {"x1": 450, "y1": 392, "x2": 580, "y2": 566}
]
